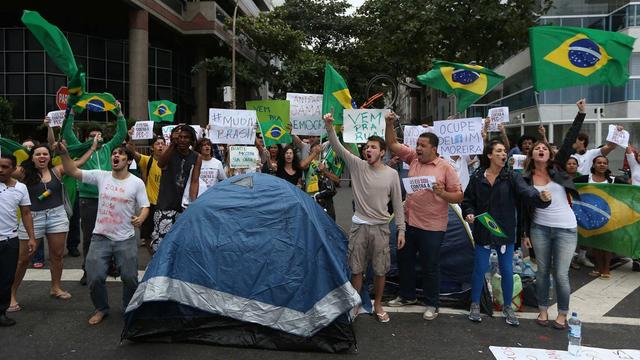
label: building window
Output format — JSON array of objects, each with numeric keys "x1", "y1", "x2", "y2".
[
  {"x1": 26, "y1": 52, "x2": 44, "y2": 72},
  {"x1": 5, "y1": 29, "x2": 24, "y2": 51},
  {"x1": 6, "y1": 52, "x2": 24, "y2": 72}
]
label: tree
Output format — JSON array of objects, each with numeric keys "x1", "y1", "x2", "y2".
[{"x1": 0, "y1": 97, "x2": 15, "y2": 139}]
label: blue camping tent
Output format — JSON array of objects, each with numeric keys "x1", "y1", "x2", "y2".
[{"x1": 122, "y1": 173, "x2": 361, "y2": 352}]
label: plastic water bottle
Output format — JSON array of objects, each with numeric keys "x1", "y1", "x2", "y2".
[
  {"x1": 568, "y1": 312, "x2": 582, "y2": 356},
  {"x1": 490, "y1": 249, "x2": 499, "y2": 275},
  {"x1": 513, "y1": 249, "x2": 524, "y2": 274}
]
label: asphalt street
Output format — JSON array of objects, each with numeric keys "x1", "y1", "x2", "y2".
[{"x1": 1, "y1": 185, "x2": 638, "y2": 360}]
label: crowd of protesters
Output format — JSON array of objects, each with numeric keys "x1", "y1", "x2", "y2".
[{"x1": 0, "y1": 98, "x2": 638, "y2": 330}]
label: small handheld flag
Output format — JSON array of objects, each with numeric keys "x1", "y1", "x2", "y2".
[
  {"x1": 322, "y1": 63, "x2": 353, "y2": 125},
  {"x1": 475, "y1": 212, "x2": 507, "y2": 238},
  {"x1": 148, "y1": 100, "x2": 177, "y2": 122}
]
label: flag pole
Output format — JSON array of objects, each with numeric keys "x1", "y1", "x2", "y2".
[{"x1": 534, "y1": 91, "x2": 542, "y2": 124}]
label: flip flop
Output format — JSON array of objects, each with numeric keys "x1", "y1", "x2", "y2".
[
  {"x1": 6, "y1": 304, "x2": 21, "y2": 312},
  {"x1": 50, "y1": 291, "x2": 72, "y2": 300},
  {"x1": 552, "y1": 320, "x2": 568, "y2": 330},
  {"x1": 600, "y1": 273, "x2": 611, "y2": 279},
  {"x1": 375, "y1": 311, "x2": 390, "y2": 323},
  {"x1": 535, "y1": 316, "x2": 549, "y2": 327},
  {"x1": 588, "y1": 270, "x2": 601, "y2": 277}
]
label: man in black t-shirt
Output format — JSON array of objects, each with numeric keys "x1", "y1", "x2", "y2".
[{"x1": 150, "y1": 125, "x2": 199, "y2": 252}]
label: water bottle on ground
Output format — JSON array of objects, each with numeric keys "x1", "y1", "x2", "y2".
[
  {"x1": 490, "y1": 249, "x2": 499, "y2": 275},
  {"x1": 568, "y1": 312, "x2": 582, "y2": 356},
  {"x1": 513, "y1": 249, "x2": 524, "y2": 274}
]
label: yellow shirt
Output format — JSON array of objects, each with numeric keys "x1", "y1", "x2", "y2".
[{"x1": 139, "y1": 155, "x2": 162, "y2": 205}]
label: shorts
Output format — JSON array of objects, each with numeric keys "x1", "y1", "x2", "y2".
[
  {"x1": 18, "y1": 205, "x2": 69, "y2": 240},
  {"x1": 348, "y1": 223, "x2": 390, "y2": 276},
  {"x1": 151, "y1": 209, "x2": 180, "y2": 251}
]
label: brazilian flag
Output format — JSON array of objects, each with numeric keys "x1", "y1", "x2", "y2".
[
  {"x1": 574, "y1": 184, "x2": 640, "y2": 258},
  {"x1": 0, "y1": 138, "x2": 29, "y2": 165},
  {"x1": 246, "y1": 100, "x2": 292, "y2": 147},
  {"x1": 148, "y1": 100, "x2": 177, "y2": 122},
  {"x1": 417, "y1": 61, "x2": 505, "y2": 114},
  {"x1": 73, "y1": 92, "x2": 117, "y2": 113},
  {"x1": 529, "y1": 26, "x2": 636, "y2": 91},
  {"x1": 475, "y1": 212, "x2": 507, "y2": 238},
  {"x1": 322, "y1": 63, "x2": 353, "y2": 125}
]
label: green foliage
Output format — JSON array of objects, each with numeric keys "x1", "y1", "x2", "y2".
[{"x1": 0, "y1": 97, "x2": 15, "y2": 139}]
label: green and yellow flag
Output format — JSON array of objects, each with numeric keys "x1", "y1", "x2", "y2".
[
  {"x1": 574, "y1": 184, "x2": 640, "y2": 258},
  {"x1": 73, "y1": 92, "x2": 117, "y2": 113},
  {"x1": 0, "y1": 138, "x2": 29, "y2": 165},
  {"x1": 475, "y1": 212, "x2": 507, "y2": 238},
  {"x1": 529, "y1": 26, "x2": 636, "y2": 91},
  {"x1": 148, "y1": 100, "x2": 177, "y2": 122},
  {"x1": 322, "y1": 63, "x2": 353, "y2": 125},
  {"x1": 246, "y1": 100, "x2": 291, "y2": 147},
  {"x1": 417, "y1": 61, "x2": 505, "y2": 113}
]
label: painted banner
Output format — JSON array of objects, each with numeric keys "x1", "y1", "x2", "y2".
[
  {"x1": 433, "y1": 117, "x2": 484, "y2": 156},
  {"x1": 208, "y1": 108, "x2": 257, "y2": 145},
  {"x1": 229, "y1": 145, "x2": 259, "y2": 169},
  {"x1": 47, "y1": 110, "x2": 66, "y2": 128},
  {"x1": 490, "y1": 346, "x2": 640, "y2": 360},
  {"x1": 487, "y1": 106, "x2": 509, "y2": 132},
  {"x1": 246, "y1": 100, "x2": 291, "y2": 147},
  {"x1": 343, "y1": 109, "x2": 390, "y2": 143},
  {"x1": 131, "y1": 121, "x2": 155, "y2": 140},
  {"x1": 286, "y1": 93, "x2": 324, "y2": 136}
]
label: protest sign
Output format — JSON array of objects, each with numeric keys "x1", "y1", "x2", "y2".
[
  {"x1": 403, "y1": 125, "x2": 433, "y2": 148},
  {"x1": 208, "y1": 108, "x2": 257, "y2": 145},
  {"x1": 191, "y1": 125, "x2": 203, "y2": 140},
  {"x1": 512, "y1": 154, "x2": 526, "y2": 170},
  {"x1": 162, "y1": 125, "x2": 177, "y2": 144},
  {"x1": 131, "y1": 121, "x2": 155, "y2": 140},
  {"x1": 490, "y1": 346, "x2": 640, "y2": 360},
  {"x1": 487, "y1": 106, "x2": 509, "y2": 132},
  {"x1": 47, "y1": 110, "x2": 66, "y2": 128},
  {"x1": 246, "y1": 100, "x2": 291, "y2": 147},
  {"x1": 433, "y1": 117, "x2": 484, "y2": 156},
  {"x1": 402, "y1": 176, "x2": 435, "y2": 194},
  {"x1": 229, "y1": 145, "x2": 259, "y2": 169},
  {"x1": 343, "y1": 109, "x2": 390, "y2": 143},
  {"x1": 286, "y1": 93, "x2": 324, "y2": 136},
  {"x1": 606, "y1": 124, "x2": 630, "y2": 148}
]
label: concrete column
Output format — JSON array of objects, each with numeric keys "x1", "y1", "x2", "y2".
[
  {"x1": 128, "y1": 8, "x2": 149, "y2": 121},
  {"x1": 194, "y1": 49, "x2": 208, "y2": 124}
]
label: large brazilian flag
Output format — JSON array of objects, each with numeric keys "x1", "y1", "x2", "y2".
[
  {"x1": 529, "y1": 26, "x2": 636, "y2": 91},
  {"x1": 574, "y1": 183, "x2": 640, "y2": 258}
]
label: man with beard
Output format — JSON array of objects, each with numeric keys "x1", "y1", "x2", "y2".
[
  {"x1": 384, "y1": 111, "x2": 463, "y2": 321},
  {"x1": 151, "y1": 125, "x2": 199, "y2": 252},
  {"x1": 57, "y1": 142, "x2": 149, "y2": 325},
  {"x1": 323, "y1": 112, "x2": 405, "y2": 323}
]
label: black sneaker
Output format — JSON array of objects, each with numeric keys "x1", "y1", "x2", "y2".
[{"x1": 0, "y1": 313, "x2": 16, "y2": 327}]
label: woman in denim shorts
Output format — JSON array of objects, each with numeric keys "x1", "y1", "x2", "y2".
[{"x1": 9, "y1": 141, "x2": 96, "y2": 311}]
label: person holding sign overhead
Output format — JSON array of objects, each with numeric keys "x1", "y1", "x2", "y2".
[
  {"x1": 462, "y1": 140, "x2": 551, "y2": 326},
  {"x1": 323, "y1": 111, "x2": 405, "y2": 323},
  {"x1": 383, "y1": 112, "x2": 462, "y2": 321}
]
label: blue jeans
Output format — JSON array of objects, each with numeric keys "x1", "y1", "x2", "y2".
[
  {"x1": 530, "y1": 223, "x2": 577, "y2": 314},
  {"x1": 471, "y1": 244, "x2": 514, "y2": 306},
  {"x1": 85, "y1": 234, "x2": 138, "y2": 314},
  {"x1": 398, "y1": 225, "x2": 444, "y2": 308}
]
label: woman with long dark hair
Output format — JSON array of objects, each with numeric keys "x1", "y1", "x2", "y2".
[
  {"x1": 9, "y1": 140, "x2": 96, "y2": 311},
  {"x1": 462, "y1": 140, "x2": 550, "y2": 326},
  {"x1": 276, "y1": 145, "x2": 302, "y2": 187}
]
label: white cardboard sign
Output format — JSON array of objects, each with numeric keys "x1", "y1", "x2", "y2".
[
  {"x1": 511, "y1": 154, "x2": 527, "y2": 170},
  {"x1": 191, "y1": 125, "x2": 203, "y2": 141},
  {"x1": 47, "y1": 110, "x2": 66, "y2": 128},
  {"x1": 403, "y1": 125, "x2": 433, "y2": 149},
  {"x1": 162, "y1": 125, "x2": 177, "y2": 144},
  {"x1": 343, "y1": 109, "x2": 390, "y2": 143},
  {"x1": 402, "y1": 176, "x2": 436, "y2": 194},
  {"x1": 132, "y1": 121, "x2": 155, "y2": 140},
  {"x1": 490, "y1": 346, "x2": 640, "y2": 360},
  {"x1": 606, "y1": 124, "x2": 630, "y2": 148},
  {"x1": 433, "y1": 117, "x2": 484, "y2": 156},
  {"x1": 229, "y1": 145, "x2": 259, "y2": 169},
  {"x1": 487, "y1": 107, "x2": 509, "y2": 132},
  {"x1": 286, "y1": 93, "x2": 325, "y2": 136},
  {"x1": 208, "y1": 108, "x2": 257, "y2": 145}
]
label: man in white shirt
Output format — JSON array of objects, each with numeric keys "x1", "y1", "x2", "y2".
[
  {"x1": 57, "y1": 143, "x2": 149, "y2": 325},
  {"x1": 0, "y1": 153, "x2": 36, "y2": 326},
  {"x1": 572, "y1": 132, "x2": 617, "y2": 175}
]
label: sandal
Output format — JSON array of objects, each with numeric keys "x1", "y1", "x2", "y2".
[
  {"x1": 50, "y1": 291, "x2": 72, "y2": 300},
  {"x1": 535, "y1": 315, "x2": 549, "y2": 327},
  {"x1": 6, "y1": 304, "x2": 21, "y2": 312},
  {"x1": 552, "y1": 320, "x2": 568, "y2": 330},
  {"x1": 375, "y1": 311, "x2": 390, "y2": 323},
  {"x1": 600, "y1": 273, "x2": 611, "y2": 279},
  {"x1": 588, "y1": 270, "x2": 601, "y2": 277}
]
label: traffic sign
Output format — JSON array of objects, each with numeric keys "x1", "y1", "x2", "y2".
[{"x1": 56, "y1": 86, "x2": 68, "y2": 110}]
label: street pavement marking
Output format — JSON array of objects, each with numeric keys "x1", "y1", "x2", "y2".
[{"x1": 22, "y1": 264, "x2": 639, "y2": 326}]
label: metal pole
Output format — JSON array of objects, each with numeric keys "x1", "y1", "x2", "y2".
[{"x1": 231, "y1": 1, "x2": 239, "y2": 109}]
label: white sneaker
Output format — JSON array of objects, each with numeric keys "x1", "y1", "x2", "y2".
[
  {"x1": 578, "y1": 257, "x2": 595, "y2": 268},
  {"x1": 423, "y1": 306, "x2": 439, "y2": 321}
]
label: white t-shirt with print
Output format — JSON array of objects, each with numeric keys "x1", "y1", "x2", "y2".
[
  {"x1": 0, "y1": 181, "x2": 31, "y2": 238},
  {"x1": 574, "y1": 148, "x2": 602, "y2": 175},
  {"x1": 81, "y1": 170, "x2": 150, "y2": 241},
  {"x1": 182, "y1": 158, "x2": 227, "y2": 208}
]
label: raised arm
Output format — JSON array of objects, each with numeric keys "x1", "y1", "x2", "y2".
[
  {"x1": 44, "y1": 117, "x2": 55, "y2": 145},
  {"x1": 54, "y1": 142, "x2": 83, "y2": 180},
  {"x1": 499, "y1": 123, "x2": 511, "y2": 151},
  {"x1": 323, "y1": 112, "x2": 359, "y2": 165},
  {"x1": 556, "y1": 99, "x2": 587, "y2": 166},
  {"x1": 384, "y1": 111, "x2": 404, "y2": 154},
  {"x1": 61, "y1": 108, "x2": 81, "y2": 145},
  {"x1": 157, "y1": 128, "x2": 180, "y2": 169},
  {"x1": 105, "y1": 102, "x2": 127, "y2": 150}
]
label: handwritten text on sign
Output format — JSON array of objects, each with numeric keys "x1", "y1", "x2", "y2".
[
  {"x1": 132, "y1": 121, "x2": 155, "y2": 140},
  {"x1": 606, "y1": 124, "x2": 630, "y2": 148},
  {"x1": 433, "y1": 117, "x2": 484, "y2": 156},
  {"x1": 208, "y1": 109, "x2": 257, "y2": 145},
  {"x1": 229, "y1": 146, "x2": 259, "y2": 169},
  {"x1": 489, "y1": 346, "x2": 640, "y2": 360},
  {"x1": 403, "y1": 125, "x2": 433, "y2": 148},
  {"x1": 47, "y1": 110, "x2": 66, "y2": 128},
  {"x1": 487, "y1": 107, "x2": 509, "y2": 132},
  {"x1": 343, "y1": 109, "x2": 390, "y2": 143},
  {"x1": 286, "y1": 93, "x2": 324, "y2": 136},
  {"x1": 162, "y1": 125, "x2": 177, "y2": 144},
  {"x1": 402, "y1": 176, "x2": 436, "y2": 194}
]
